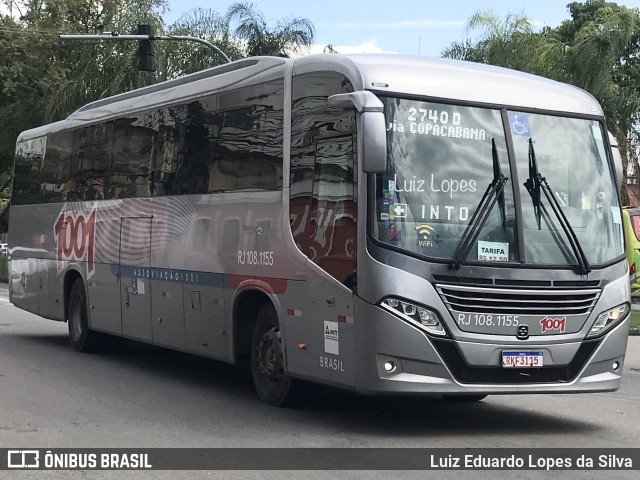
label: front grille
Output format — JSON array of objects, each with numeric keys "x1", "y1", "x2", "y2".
[
  {"x1": 436, "y1": 284, "x2": 601, "y2": 316},
  {"x1": 431, "y1": 338, "x2": 600, "y2": 384},
  {"x1": 432, "y1": 275, "x2": 600, "y2": 288}
]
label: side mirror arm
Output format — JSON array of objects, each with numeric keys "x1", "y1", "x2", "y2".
[
  {"x1": 328, "y1": 91, "x2": 387, "y2": 174},
  {"x1": 608, "y1": 131, "x2": 623, "y2": 191}
]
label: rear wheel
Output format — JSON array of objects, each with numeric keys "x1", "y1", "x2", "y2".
[
  {"x1": 251, "y1": 304, "x2": 299, "y2": 406},
  {"x1": 67, "y1": 279, "x2": 103, "y2": 353}
]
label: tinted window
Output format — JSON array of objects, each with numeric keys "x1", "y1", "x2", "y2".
[
  {"x1": 12, "y1": 81, "x2": 284, "y2": 205},
  {"x1": 150, "y1": 101, "x2": 213, "y2": 196},
  {"x1": 71, "y1": 124, "x2": 110, "y2": 201},
  {"x1": 211, "y1": 81, "x2": 284, "y2": 192},
  {"x1": 105, "y1": 116, "x2": 153, "y2": 199},
  {"x1": 290, "y1": 71, "x2": 357, "y2": 288},
  {"x1": 510, "y1": 113, "x2": 622, "y2": 265},
  {"x1": 373, "y1": 98, "x2": 516, "y2": 263},
  {"x1": 12, "y1": 137, "x2": 50, "y2": 205}
]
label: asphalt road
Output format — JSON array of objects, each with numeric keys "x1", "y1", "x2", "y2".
[{"x1": 0, "y1": 283, "x2": 639, "y2": 480}]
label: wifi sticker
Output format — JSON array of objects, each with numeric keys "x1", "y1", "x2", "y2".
[{"x1": 416, "y1": 224, "x2": 435, "y2": 247}]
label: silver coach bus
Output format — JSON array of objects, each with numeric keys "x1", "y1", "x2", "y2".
[{"x1": 8, "y1": 54, "x2": 630, "y2": 405}]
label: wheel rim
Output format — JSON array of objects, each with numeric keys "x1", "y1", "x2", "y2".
[
  {"x1": 256, "y1": 326, "x2": 284, "y2": 384},
  {"x1": 70, "y1": 292, "x2": 83, "y2": 341}
]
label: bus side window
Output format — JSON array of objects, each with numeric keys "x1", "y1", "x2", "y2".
[
  {"x1": 290, "y1": 71, "x2": 356, "y2": 284},
  {"x1": 72, "y1": 123, "x2": 109, "y2": 201},
  {"x1": 309, "y1": 135, "x2": 357, "y2": 288},
  {"x1": 211, "y1": 81, "x2": 284, "y2": 192},
  {"x1": 151, "y1": 121, "x2": 179, "y2": 197},
  {"x1": 40, "y1": 131, "x2": 72, "y2": 204},
  {"x1": 105, "y1": 116, "x2": 153, "y2": 199},
  {"x1": 171, "y1": 99, "x2": 212, "y2": 195}
]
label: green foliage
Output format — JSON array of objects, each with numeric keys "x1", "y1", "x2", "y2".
[
  {"x1": 226, "y1": 2, "x2": 314, "y2": 57},
  {"x1": 442, "y1": 1, "x2": 640, "y2": 205},
  {"x1": 35, "y1": 0, "x2": 166, "y2": 120},
  {"x1": 0, "y1": 14, "x2": 51, "y2": 203},
  {"x1": 0, "y1": 0, "x2": 167, "y2": 206},
  {"x1": 0, "y1": 0, "x2": 316, "y2": 231},
  {"x1": 160, "y1": 8, "x2": 243, "y2": 79}
]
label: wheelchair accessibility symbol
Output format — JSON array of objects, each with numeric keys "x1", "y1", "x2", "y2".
[{"x1": 508, "y1": 112, "x2": 531, "y2": 137}]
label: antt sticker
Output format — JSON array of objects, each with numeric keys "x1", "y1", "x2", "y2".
[{"x1": 324, "y1": 321, "x2": 339, "y2": 355}]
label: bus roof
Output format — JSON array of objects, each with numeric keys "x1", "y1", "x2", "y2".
[
  {"x1": 339, "y1": 54, "x2": 602, "y2": 117},
  {"x1": 18, "y1": 54, "x2": 602, "y2": 142}
]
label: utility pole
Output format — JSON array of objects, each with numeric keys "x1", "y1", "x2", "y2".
[{"x1": 60, "y1": 25, "x2": 231, "y2": 72}]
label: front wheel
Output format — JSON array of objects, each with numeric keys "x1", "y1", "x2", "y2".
[{"x1": 250, "y1": 304, "x2": 299, "y2": 406}]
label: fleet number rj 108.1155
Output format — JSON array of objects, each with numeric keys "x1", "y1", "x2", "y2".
[
  {"x1": 237, "y1": 250, "x2": 274, "y2": 266},
  {"x1": 457, "y1": 314, "x2": 520, "y2": 327}
]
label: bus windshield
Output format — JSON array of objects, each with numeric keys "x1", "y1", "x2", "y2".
[{"x1": 373, "y1": 96, "x2": 624, "y2": 268}]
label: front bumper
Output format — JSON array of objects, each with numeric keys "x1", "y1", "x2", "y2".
[{"x1": 354, "y1": 298, "x2": 628, "y2": 395}]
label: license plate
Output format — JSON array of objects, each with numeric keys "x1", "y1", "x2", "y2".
[{"x1": 502, "y1": 351, "x2": 543, "y2": 368}]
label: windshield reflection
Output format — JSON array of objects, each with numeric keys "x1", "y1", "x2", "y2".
[
  {"x1": 374, "y1": 97, "x2": 516, "y2": 263},
  {"x1": 373, "y1": 97, "x2": 623, "y2": 268},
  {"x1": 509, "y1": 112, "x2": 623, "y2": 266}
]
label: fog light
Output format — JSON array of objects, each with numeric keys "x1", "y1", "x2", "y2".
[
  {"x1": 384, "y1": 361, "x2": 396, "y2": 373},
  {"x1": 612, "y1": 361, "x2": 620, "y2": 371}
]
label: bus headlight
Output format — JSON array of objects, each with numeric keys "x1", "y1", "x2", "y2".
[
  {"x1": 380, "y1": 298, "x2": 448, "y2": 337},
  {"x1": 587, "y1": 303, "x2": 630, "y2": 338}
]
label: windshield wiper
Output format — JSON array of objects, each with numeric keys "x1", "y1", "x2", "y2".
[
  {"x1": 450, "y1": 138, "x2": 508, "y2": 270},
  {"x1": 523, "y1": 138, "x2": 591, "y2": 275},
  {"x1": 493, "y1": 137, "x2": 507, "y2": 229},
  {"x1": 523, "y1": 139, "x2": 542, "y2": 229}
]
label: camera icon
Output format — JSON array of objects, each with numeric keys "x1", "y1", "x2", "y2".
[{"x1": 7, "y1": 450, "x2": 40, "y2": 468}]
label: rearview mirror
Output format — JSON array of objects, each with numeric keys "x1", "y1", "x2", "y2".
[
  {"x1": 328, "y1": 91, "x2": 387, "y2": 174},
  {"x1": 608, "y1": 131, "x2": 623, "y2": 190}
]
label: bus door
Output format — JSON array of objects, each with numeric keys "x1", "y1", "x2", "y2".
[
  {"x1": 119, "y1": 216, "x2": 152, "y2": 341},
  {"x1": 306, "y1": 135, "x2": 357, "y2": 385}
]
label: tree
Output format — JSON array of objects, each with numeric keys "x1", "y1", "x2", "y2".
[
  {"x1": 442, "y1": 1, "x2": 640, "y2": 205},
  {"x1": 442, "y1": 11, "x2": 565, "y2": 78},
  {"x1": 555, "y1": 1, "x2": 640, "y2": 203},
  {"x1": 0, "y1": 0, "x2": 169, "y2": 227},
  {"x1": 225, "y1": 2, "x2": 314, "y2": 57},
  {"x1": 0, "y1": 13, "x2": 56, "y2": 196},
  {"x1": 0, "y1": 0, "x2": 318, "y2": 228},
  {"x1": 160, "y1": 8, "x2": 243, "y2": 80},
  {"x1": 35, "y1": 0, "x2": 167, "y2": 120}
]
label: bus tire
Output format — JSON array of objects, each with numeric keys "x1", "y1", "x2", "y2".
[
  {"x1": 250, "y1": 304, "x2": 298, "y2": 407},
  {"x1": 67, "y1": 278, "x2": 102, "y2": 353},
  {"x1": 443, "y1": 394, "x2": 487, "y2": 402}
]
